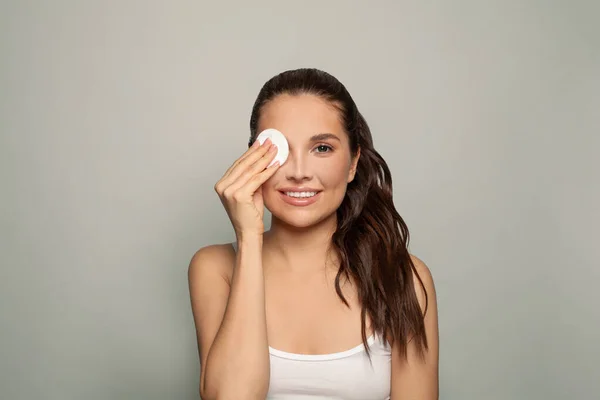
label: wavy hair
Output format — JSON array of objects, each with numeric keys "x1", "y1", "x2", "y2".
[{"x1": 248, "y1": 68, "x2": 428, "y2": 360}]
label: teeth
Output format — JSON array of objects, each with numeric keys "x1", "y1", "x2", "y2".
[{"x1": 285, "y1": 191, "x2": 317, "y2": 198}]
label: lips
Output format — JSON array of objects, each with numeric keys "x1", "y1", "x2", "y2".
[
  {"x1": 278, "y1": 189, "x2": 322, "y2": 207},
  {"x1": 283, "y1": 191, "x2": 318, "y2": 198},
  {"x1": 278, "y1": 187, "x2": 322, "y2": 193}
]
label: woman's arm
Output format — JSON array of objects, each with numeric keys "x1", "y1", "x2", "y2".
[
  {"x1": 390, "y1": 255, "x2": 440, "y2": 399},
  {"x1": 188, "y1": 235, "x2": 270, "y2": 400}
]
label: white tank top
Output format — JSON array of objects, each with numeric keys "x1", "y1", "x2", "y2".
[
  {"x1": 267, "y1": 334, "x2": 391, "y2": 399},
  {"x1": 231, "y1": 242, "x2": 392, "y2": 399}
]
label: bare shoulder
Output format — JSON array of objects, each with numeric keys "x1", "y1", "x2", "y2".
[
  {"x1": 188, "y1": 243, "x2": 236, "y2": 285},
  {"x1": 390, "y1": 259, "x2": 439, "y2": 396},
  {"x1": 187, "y1": 242, "x2": 237, "y2": 371},
  {"x1": 409, "y1": 254, "x2": 437, "y2": 314}
]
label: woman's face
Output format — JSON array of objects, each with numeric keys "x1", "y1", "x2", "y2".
[{"x1": 257, "y1": 94, "x2": 360, "y2": 229}]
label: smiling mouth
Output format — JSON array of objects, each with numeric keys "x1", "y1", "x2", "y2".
[{"x1": 282, "y1": 191, "x2": 320, "y2": 198}]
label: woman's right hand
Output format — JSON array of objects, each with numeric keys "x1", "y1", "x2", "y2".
[{"x1": 214, "y1": 138, "x2": 280, "y2": 237}]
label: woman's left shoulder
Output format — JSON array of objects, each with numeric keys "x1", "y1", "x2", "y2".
[
  {"x1": 409, "y1": 254, "x2": 434, "y2": 282},
  {"x1": 409, "y1": 254, "x2": 437, "y2": 311}
]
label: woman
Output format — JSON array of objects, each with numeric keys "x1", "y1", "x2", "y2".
[{"x1": 189, "y1": 68, "x2": 439, "y2": 399}]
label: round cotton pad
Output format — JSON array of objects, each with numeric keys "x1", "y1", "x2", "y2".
[{"x1": 256, "y1": 128, "x2": 289, "y2": 167}]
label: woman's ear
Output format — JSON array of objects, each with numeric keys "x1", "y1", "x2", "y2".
[{"x1": 348, "y1": 146, "x2": 361, "y2": 183}]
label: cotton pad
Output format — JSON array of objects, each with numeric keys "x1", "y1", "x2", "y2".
[{"x1": 256, "y1": 128, "x2": 289, "y2": 167}]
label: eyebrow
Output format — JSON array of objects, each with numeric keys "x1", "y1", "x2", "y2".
[{"x1": 309, "y1": 133, "x2": 341, "y2": 142}]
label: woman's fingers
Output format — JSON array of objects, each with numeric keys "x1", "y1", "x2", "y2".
[
  {"x1": 221, "y1": 141, "x2": 272, "y2": 186},
  {"x1": 220, "y1": 144, "x2": 278, "y2": 196},
  {"x1": 214, "y1": 139, "x2": 274, "y2": 195},
  {"x1": 239, "y1": 159, "x2": 281, "y2": 196},
  {"x1": 221, "y1": 139, "x2": 272, "y2": 183},
  {"x1": 222, "y1": 139, "x2": 261, "y2": 177}
]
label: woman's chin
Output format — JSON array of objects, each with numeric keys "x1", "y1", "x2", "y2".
[
  {"x1": 269, "y1": 209, "x2": 336, "y2": 231},
  {"x1": 274, "y1": 215, "x2": 319, "y2": 230}
]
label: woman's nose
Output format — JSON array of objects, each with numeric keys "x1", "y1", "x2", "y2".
[{"x1": 283, "y1": 151, "x2": 313, "y2": 182}]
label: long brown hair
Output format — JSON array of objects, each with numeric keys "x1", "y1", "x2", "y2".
[{"x1": 248, "y1": 68, "x2": 428, "y2": 361}]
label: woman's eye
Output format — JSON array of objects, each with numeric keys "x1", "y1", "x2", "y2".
[{"x1": 315, "y1": 144, "x2": 333, "y2": 153}]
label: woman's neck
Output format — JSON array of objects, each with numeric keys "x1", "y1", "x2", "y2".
[{"x1": 263, "y1": 215, "x2": 339, "y2": 273}]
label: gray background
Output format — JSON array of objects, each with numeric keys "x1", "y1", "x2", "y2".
[{"x1": 1, "y1": 1, "x2": 598, "y2": 399}]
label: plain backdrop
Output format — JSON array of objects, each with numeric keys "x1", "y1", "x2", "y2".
[{"x1": 1, "y1": 1, "x2": 598, "y2": 399}]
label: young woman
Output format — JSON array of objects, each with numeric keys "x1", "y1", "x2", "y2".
[{"x1": 189, "y1": 68, "x2": 439, "y2": 399}]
